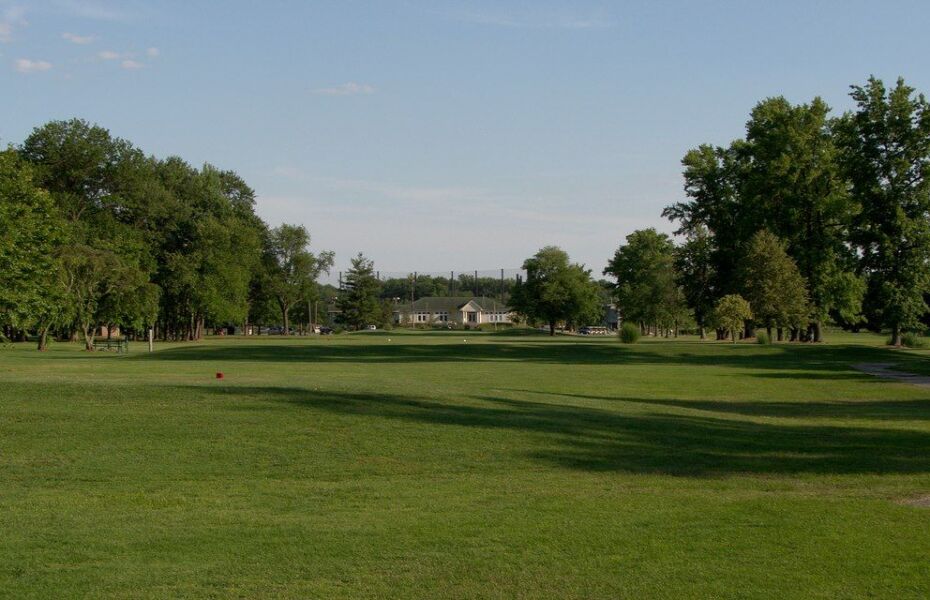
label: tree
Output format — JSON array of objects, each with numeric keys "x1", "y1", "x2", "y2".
[
  {"x1": 338, "y1": 253, "x2": 382, "y2": 330},
  {"x1": 675, "y1": 226, "x2": 716, "y2": 339},
  {"x1": 511, "y1": 246, "x2": 602, "y2": 335},
  {"x1": 739, "y1": 230, "x2": 810, "y2": 340},
  {"x1": 712, "y1": 294, "x2": 753, "y2": 343},
  {"x1": 604, "y1": 228, "x2": 687, "y2": 336},
  {"x1": 837, "y1": 77, "x2": 930, "y2": 345},
  {"x1": 742, "y1": 97, "x2": 858, "y2": 341},
  {"x1": 266, "y1": 224, "x2": 333, "y2": 335},
  {"x1": 0, "y1": 149, "x2": 67, "y2": 346}
]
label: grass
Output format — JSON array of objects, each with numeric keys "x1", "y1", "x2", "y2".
[{"x1": 2, "y1": 330, "x2": 930, "y2": 598}]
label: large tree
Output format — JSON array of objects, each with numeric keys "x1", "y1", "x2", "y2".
[
  {"x1": 265, "y1": 224, "x2": 333, "y2": 335},
  {"x1": 742, "y1": 96, "x2": 859, "y2": 341},
  {"x1": 512, "y1": 246, "x2": 602, "y2": 335},
  {"x1": 837, "y1": 77, "x2": 930, "y2": 345},
  {"x1": 739, "y1": 230, "x2": 809, "y2": 340},
  {"x1": 0, "y1": 149, "x2": 67, "y2": 346},
  {"x1": 337, "y1": 253, "x2": 382, "y2": 330},
  {"x1": 604, "y1": 228, "x2": 687, "y2": 336},
  {"x1": 675, "y1": 225, "x2": 716, "y2": 339}
]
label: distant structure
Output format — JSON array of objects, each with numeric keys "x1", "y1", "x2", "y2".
[{"x1": 394, "y1": 296, "x2": 513, "y2": 328}]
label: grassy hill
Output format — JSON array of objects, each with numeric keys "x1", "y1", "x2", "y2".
[{"x1": 2, "y1": 332, "x2": 929, "y2": 598}]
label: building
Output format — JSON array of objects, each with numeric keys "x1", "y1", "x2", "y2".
[{"x1": 394, "y1": 296, "x2": 513, "y2": 328}]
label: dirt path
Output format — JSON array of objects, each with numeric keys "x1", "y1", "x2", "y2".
[{"x1": 852, "y1": 363, "x2": 930, "y2": 388}]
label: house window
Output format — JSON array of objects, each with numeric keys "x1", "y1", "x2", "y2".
[
  {"x1": 416, "y1": 312, "x2": 430, "y2": 323},
  {"x1": 467, "y1": 311, "x2": 477, "y2": 323},
  {"x1": 437, "y1": 311, "x2": 448, "y2": 322}
]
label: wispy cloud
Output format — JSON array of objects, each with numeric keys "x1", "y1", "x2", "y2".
[
  {"x1": 120, "y1": 59, "x2": 142, "y2": 70},
  {"x1": 0, "y1": 5, "x2": 27, "y2": 43},
  {"x1": 145, "y1": 46, "x2": 158, "y2": 58},
  {"x1": 56, "y1": 0, "x2": 128, "y2": 21},
  {"x1": 15, "y1": 58, "x2": 52, "y2": 73},
  {"x1": 448, "y1": 8, "x2": 613, "y2": 30},
  {"x1": 62, "y1": 31, "x2": 95, "y2": 44},
  {"x1": 313, "y1": 82, "x2": 375, "y2": 96},
  {"x1": 97, "y1": 49, "x2": 119, "y2": 59}
]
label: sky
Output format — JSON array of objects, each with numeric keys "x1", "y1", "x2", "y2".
[{"x1": 3, "y1": 1, "x2": 930, "y2": 278}]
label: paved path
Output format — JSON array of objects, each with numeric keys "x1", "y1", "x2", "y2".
[{"x1": 852, "y1": 363, "x2": 930, "y2": 388}]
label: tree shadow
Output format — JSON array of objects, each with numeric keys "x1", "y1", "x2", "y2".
[
  {"x1": 138, "y1": 340, "x2": 930, "y2": 375},
  {"x1": 194, "y1": 385, "x2": 930, "y2": 477},
  {"x1": 505, "y1": 389, "x2": 930, "y2": 421}
]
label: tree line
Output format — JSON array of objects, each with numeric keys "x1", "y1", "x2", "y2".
[
  {"x1": 4, "y1": 76, "x2": 930, "y2": 346},
  {"x1": 605, "y1": 76, "x2": 930, "y2": 344},
  {"x1": 0, "y1": 119, "x2": 333, "y2": 349}
]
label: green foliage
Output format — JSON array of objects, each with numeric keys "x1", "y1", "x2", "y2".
[
  {"x1": 713, "y1": 294, "x2": 753, "y2": 342},
  {"x1": 740, "y1": 230, "x2": 810, "y2": 332},
  {"x1": 838, "y1": 77, "x2": 930, "y2": 345},
  {"x1": 265, "y1": 224, "x2": 333, "y2": 334},
  {"x1": 755, "y1": 330, "x2": 771, "y2": 345},
  {"x1": 619, "y1": 322, "x2": 641, "y2": 344},
  {"x1": 605, "y1": 228, "x2": 689, "y2": 333},
  {"x1": 511, "y1": 246, "x2": 602, "y2": 335},
  {"x1": 0, "y1": 149, "x2": 66, "y2": 330},
  {"x1": 337, "y1": 253, "x2": 383, "y2": 330},
  {"x1": 899, "y1": 332, "x2": 930, "y2": 349}
]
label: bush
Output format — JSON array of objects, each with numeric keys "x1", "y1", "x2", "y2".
[
  {"x1": 755, "y1": 331, "x2": 771, "y2": 345},
  {"x1": 900, "y1": 332, "x2": 930, "y2": 348},
  {"x1": 619, "y1": 322, "x2": 640, "y2": 344}
]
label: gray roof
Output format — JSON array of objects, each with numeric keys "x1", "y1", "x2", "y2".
[{"x1": 397, "y1": 296, "x2": 510, "y2": 313}]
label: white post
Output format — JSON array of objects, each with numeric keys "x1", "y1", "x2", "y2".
[{"x1": 148, "y1": 327, "x2": 154, "y2": 353}]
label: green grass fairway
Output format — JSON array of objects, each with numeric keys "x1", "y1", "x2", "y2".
[{"x1": 3, "y1": 332, "x2": 930, "y2": 598}]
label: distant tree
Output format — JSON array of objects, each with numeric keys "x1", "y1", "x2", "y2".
[
  {"x1": 511, "y1": 246, "x2": 602, "y2": 335},
  {"x1": 338, "y1": 254, "x2": 383, "y2": 330},
  {"x1": 837, "y1": 77, "x2": 930, "y2": 345},
  {"x1": 605, "y1": 228, "x2": 687, "y2": 336},
  {"x1": 0, "y1": 149, "x2": 67, "y2": 347},
  {"x1": 713, "y1": 294, "x2": 753, "y2": 343},
  {"x1": 739, "y1": 230, "x2": 809, "y2": 340},
  {"x1": 675, "y1": 225, "x2": 716, "y2": 339},
  {"x1": 266, "y1": 224, "x2": 333, "y2": 335}
]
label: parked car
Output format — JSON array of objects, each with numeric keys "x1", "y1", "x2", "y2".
[{"x1": 319, "y1": 327, "x2": 333, "y2": 335}]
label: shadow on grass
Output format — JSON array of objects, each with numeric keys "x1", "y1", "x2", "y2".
[
  {"x1": 508, "y1": 390, "x2": 930, "y2": 421},
  {"x1": 198, "y1": 385, "x2": 930, "y2": 476},
  {"x1": 135, "y1": 340, "x2": 930, "y2": 376}
]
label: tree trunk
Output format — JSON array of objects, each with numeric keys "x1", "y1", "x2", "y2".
[
  {"x1": 766, "y1": 326, "x2": 773, "y2": 340},
  {"x1": 891, "y1": 324, "x2": 902, "y2": 346},
  {"x1": 777, "y1": 327, "x2": 783, "y2": 342},
  {"x1": 37, "y1": 325, "x2": 50, "y2": 351},
  {"x1": 790, "y1": 327, "x2": 799, "y2": 342},
  {"x1": 282, "y1": 305, "x2": 290, "y2": 335},
  {"x1": 699, "y1": 326, "x2": 706, "y2": 340},
  {"x1": 81, "y1": 322, "x2": 95, "y2": 351},
  {"x1": 812, "y1": 321, "x2": 822, "y2": 343},
  {"x1": 549, "y1": 320, "x2": 555, "y2": 336}
]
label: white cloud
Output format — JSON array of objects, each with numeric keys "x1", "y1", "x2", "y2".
[
  {"x1": 0, "y1": 6, "x2": 28, "y2": 43},
  {"x1": 15, "y1": 58, "x2": 52, "y2": 73},
  {"x1": 57, "y1": 0, "x2": 127, "y2": 21},
  {"x1": 97, "y1": 49, "x2": 119, "y2": 59},
  {"x1": 120, "y1": 59, "x2": 142, "y2": 70},
  {"x1": 313, "y1": 82, "x2": 375, "y2": 96},
  {"x1": 146, "y1": 46, "x2": 159, "y2": 58},
  {"x1": 62, "y1": 31, "x2": 95, "y2": 44},
  {"x1": 449, "y1": 8, "x2": 613, "y2": 30}
]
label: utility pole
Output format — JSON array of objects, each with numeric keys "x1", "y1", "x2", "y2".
[
  {"x1": 451, "y1": 271, "x2": 455, "y2": 296},
  {"x1": 500, "y1": 268, "x2": 505, "y2": 302},
  {"x1": 475, "y1": 270, "x2": 479, "y2": 297}
]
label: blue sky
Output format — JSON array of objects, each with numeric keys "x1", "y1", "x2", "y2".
[{"x1": 3, "y1": 1, "x2": 930, "y2": 276}]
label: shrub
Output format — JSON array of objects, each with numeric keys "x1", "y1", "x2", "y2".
[
  {"x1": 619, "y1": 322, "x2": 641, "y2": 344},
  {"x1": 755, "y1": 331, "x2": 771, "y2": 345},
  {"x1": 900, "y1": 332, "x2": 930, "y2": 348}
]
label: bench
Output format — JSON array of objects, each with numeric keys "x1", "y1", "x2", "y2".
[{"x1": 95, "y1": 338, "x2": 129, "y2": 354}]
